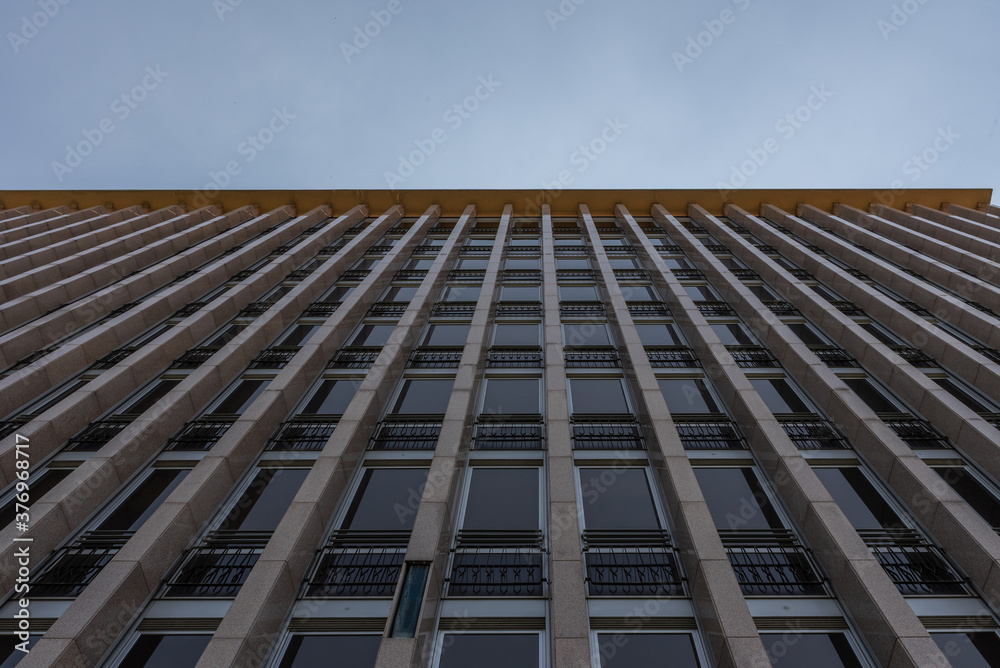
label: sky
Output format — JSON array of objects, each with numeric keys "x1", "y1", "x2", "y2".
[{"x1": 1, "y1": 0, "x2": 997, "y2": 203}]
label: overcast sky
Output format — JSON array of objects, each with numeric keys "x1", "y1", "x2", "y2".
[{"x1": 1, "y1": 0, "x2": 997, "y2": 202}]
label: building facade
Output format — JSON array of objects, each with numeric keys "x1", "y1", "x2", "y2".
[{"x1": 1, "y1": 189, "x2": 1000, "y2": 667}]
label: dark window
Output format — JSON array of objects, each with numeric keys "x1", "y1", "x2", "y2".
[
  {"x1": 813, "y1": 468, "x2": 901, "y2": 529},
  {"x1": 381, "y1": 285, "x2": 419, "y2": 303},
  {"x1": 933, "y1": 468, "x2": 1000, "y2": 528},
  {"x1": 118, "y1": 379, "x2": 181, "y2": 415},
  {"x1": 482, "y1": 379, "x2": 540, "y2": 416},
  {"x1": 319, "y1": 285, "x2": 355, "y2": 302},
  {"x1": 663, "y1": 257, "x2": 694, "y2": 270},
  {"x1": 750, "y1": 378, "x2": 813, "y2": 414},
  {"x1": 710, "y1": 323, "x2": 755, "y2": 346},
  {"x1": 266, "y1": 285, "x2": 294, "y2": 301},
  {"x1": 684, "y1": 285, "x2": 718, "y2": 302},
  {"x1": 404, "y1": 258, "x2": 435, "y2": 271},
  {"x1": 117, "y1": 634, "x2": 211, "y2": 668},
  {"x1": 1, "y1": 469, "x2": 72, "y2": 529},
  {"x1": 933, "y1": 377, "x2": 997, "y2": 413},
  {"x1": 390, "y1": 378, "x2": 455, "y2": 414},
  {"x1": 842, "y1": 378, "x2": 902, "y2": 413},
  {"x1": 351, "y1": 258, "x2": 379, "y2": 271},
  {"x1": 97, "y1": 470, "x2": 188, "y2": 532},
  {"x1": 621, "y1": 285, "x2": 659, "y2": 302},
  {"x1": 559, "y1": 285, "x2": 599, "y2": 302},
  {"x1": 342, "y1": 468, "x2": 429, "y2": 531},
  {"x1": 635, "y1": 323, "x2": 684, "y2": 347},
  {"x1": 1, "y1": 635, "x2": 39, "y2": 665},
  {"x1": 300, "y1": 379, "x2": 360, "y2": 415},
  {"x1": 442, "y1": 285, "x2": 481, "y2": 302},
  {"x1": 493, "y1": 324, "x2": 540, "y2": 347},
  {"x1": 787, "y1": 322, "x2": 827, "y2": 346},
  {"x1": 570, "y1": 378, "x2": 629, "y2": 414},
  {"x1": 694, "y1": 468, "x2": 785, "y2": 531},
  {"x1": 510, "y1": 237, "x2": 538, "y2": 247},
  {"x1": 557, "y1": 258, "x2": 590, "y2": 270},
  {"x1": 208, "y1": 378, "x2": 269, "y2": 415},
  {"x1": 276, "y1": 324, "x2": 320, "y2": 347},
  {"x1": 563, "y1": 323, "x2": 612, "y2": 347},
  {"x1": 437, "y1": 634, "x2": 538, "y2": 668},
  {"x1": 598, "y1": 633, "x2": 700, "y2": 668},
  {"x1": 277, "y1": 635, "x2": 380, "y2": 668},
  {"x1": 129, "y1": 323, "x2": 173, "y2": 349},
  {"x1": 810, "y1": 284, "x2": 843, "y2": 302},
  {"x1": 747, "y1": 284, "x2": 778, "y2": 301},
  {"x1": 463, "y1": 469, "x2": 538, "y2": 531},
  {"x1": 611, "y1": 257, "x2": 644, "y2": 270},
  {"x1": 759, "y1": 633, "x2": 863, "y2": 668},
  {"x1": 658, "y1": 378, "x2": 722, "y2": 414},
  {"x1": 465, "y1": 238, "x2": 493, "y2": 248},
  {"x1": 719, "y1": 257, "x2": 747, "y2": 270},
  {"x1": 860, "y1": 322, "x2": 902, "y2": 345},
  {"x1": 348, "y1": 324, "x2": 396, "y2": 347},
  {"x1": 422, "y1": 324, "x2": 470, "y2": 347},
  {"x1": 218, "y1": 469, "x2": 309, "y2": 532},
  {"x1": 500, "y1": 285, "x2": 540, "y2": 302},
  {"x1": 932, "y1": 632, "x2": 1000, "y2": 668},
  {"x1": 505, "y1": 258, "x2": 539, "y2": 270},
  {"x1": 580, "y1": 468, "x2": 660, "y2": 530},
  {"x1": 24, "y1": 379, "x2": 90, "y2": 414},
  {"x1": 455, "y1": 258, "x2": 488, "y2": 270}
]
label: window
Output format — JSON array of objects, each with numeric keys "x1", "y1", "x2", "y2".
[
  {"x1": 275, "y1": 324, "x2": 320, "y2": 347},
  {"x1": 481, "y1": 378, "x2": 541, "y2": 416},
  {"x1": 812, "y1": 468, "x2": 900, "y2": 529},
  {"x1": 759, "y1": 633, "x2": 863, "y2": 668},
  {"x1": 381, "y1": 285, "x2": 419, "y2": 303},
  {"x1": 556, "y1": 258, "x2": 590, "y2": 270},
  {"x1": 422, "y1": 324, "x2": 470, "y2": 347},
  {"x1": 933, "y1": 467, "x2": 1000, "y2": 528},
  {"x1": 931, "y1": 631, "x2": 1000, "y2": 667},
  {"x1": 859, "y1": 322, "x2": 903, "y2": 345},
  {"x1": 219, "y1": 468, "x2": 309, "y2": 532},
  {"x1": 559, "y1": 285, "x2": 599, "y2": 302},
  {"x1": 841, "y1": 378, "x2": 903, "y2": 413},
  {"x1": 506, "y1": 258, "x2": 539, "y2": 270},
  {"x1": 404, "y1": 258, "x2": 435, "y2": 271},
  {"x1": 118, "y1": 379, "x2": 181, "y2": 415},
  {"x1": 114, "y1": 634, "x2": 211, "y2": 668},
  {"x1": 341, "y1": 468, "x2": 429, "y2": 531},
  {"x1": 611, "y1": 257, "x2": 644, "y2": 270},
  {"x1": 455, "y1": 258, "x2": 488, "y2": 270},
  {"x1": 389, "y1": 378, "x2": 455, "y2": 415},
  {"x1": 442, "y1": 285, "x2": 481, "y2": 302},
  {"x1": 465, "y1": 237, "x2": 493, "y2": 248},
  {"x1": 710, "y1": 323, "x2": 755, "y2": 346},
  {"x1": 750, "y1": 378, "x2": 813, "y2": 414},
  {"x1": 1, "y1": 469, "x2": 72, "y2": 528},
  {"x1": 500, "y1": 285, "x2": 540, "y2": 302},
  {"x1": 319, "y1": 285, "x2": 355, "y2": 302},
  {"x1": 932, "y1": 377, "x2": 998, "y2": 413},
  {"x1": 569, "y1": 378, "x2": 630, "y2": 415},
  {"x1": 348, "y1": 324, "x2": 396, "y2": 347},
  {"x1": 694, "y1": 468, "x2": 785, "y2": 531},
  {"x1": 97, "y1": 470, "x2": 188, "y2": 532},
  {"x1": 562, "y1": 323, "x2": 612, "y2": 347},
  {"x1": 436, "y1": 633, "x2": 539, "y2": 668},
  {"x1": 787, "y1": 322, "x2": 828, "y2": 346},
  {"x1": 596, "y1": 633, "x2": 701, "y2": 668},
  {"x1": 463, "y1": 469, "x2": 539, "y2": 531},
  {"x1": 1, "y1": 636, "x2": 40, "y2": 664},
  {"x1": 276, "y1": 635, "x2": 380, "y2": 668},
  {"x1": 684, "y1": 285, "x2": 718, "y2": 302},
  {"x1": 747, "y1": 284, "x2": 778, "y2": 301},
  {"x1": 493, "y1": 323, "x2": 541, "y2": 347},
  {"x1": 579, "y1": 468, "x2": 661, "y2": 530},
  {"x1": 299, "y1": 379, "x2": 360, "y2": 415},
  {"x1": 719, "y1": 257, "x2": 747, "y2": 270},
  {"x1": 658, "y1": 378, "x2": 722, "y2": 414},
  {"x1": 350, "y1": 258, "x2": 379, "y2": 271},
  {"x1": 207, "y1": 378, "x2": 269, "y2": 415},
  {"x1": 620, "y1": 284, "x2": 660, "y2": 302},
  {"x1": 635, "y1": 323, "x2": 684, "y2": 347}
]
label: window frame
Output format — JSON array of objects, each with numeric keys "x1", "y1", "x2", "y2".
[{"x1": 431, "y1": 630, "x2": 546, "y2": 668}]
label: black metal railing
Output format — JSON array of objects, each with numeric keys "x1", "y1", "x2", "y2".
[
  {"x1": 393, "y1": 270, "x2": 427, "y2": 281},
  {"x1": 327, "y1": 347, "x2": 381, "y2": 369},
  {"x1": 339, "y1": 269, "x2": 371, "y2": 281},
  {"x1": 163, "y1": 531, "x2": 271, "y2": 598},
  {"x1": 830, "y1": 301, "x2": 865, "y2": 316},
  {"x1": 897, "y1": 301, "x2": 931, "y2": 316},
  {"x1": 718, "y1": 530, "x2": 825, "y2": 596},
  {"x1": 779, "y1": 420, "x2": 847, "y2": 449},
  {"x1": 583, "y1": 530, "x2": 684, "y2": 597},
  {"x1": 656, "y1": 244, "x2": 684, "y2": 254},
  {"x1": 788, "y1": 269, "x2": 814, "y2": 280},
  {"x1": 503, "y1": 270, "x2": 542, "y2": 280},
  {"x1": 695, "y1": 301, "x2": 736, "y2": 316},
  {"x1": 496, "y1": 302, "x2": 543, "y2": 318},
  {"x1": 448, "y1": 269, "x2": 487, "y2": 281},
  {"x1": 368, "y1": 302, "x2": 409, "y2": 318},
  {"x1": 91, "y1": 347, "x2": 140, "y2": 369},
  {"x1": 174, "y1": 301, "x2": 207, "y2": 317},
  {"x1": 248, "y1": 347, "x2": 299, "y2": 369},
  {"x1": 306, "y1": 531, "x2": 408, "y2": 598},
  {"x1": 304, "y1": 301, "x2": 341, "y2": 317},
  {"x1": 30, "y1": 530, "x2": 134, "y2": 598},
  {"x1": 572, "y1": 420, "x2": 643, "y2": 450},
  {"x1": 267, "y1": 419, "x2": 338, "y2": 451},
  {"x1": 858, "y1": 529, "x2": 965, "y2": 595},
  {"x1": 731, "y1": 268, "x2": 762, "y2": 280},
  {"x1": 370, "y1": 421, "x2": 442, "y2": 450},
  {"x1": 486, "y1": 347, "x2": 543, "y2": 368},
  {"x1": 675, "y1": 419, "x2": 747, "y2": 450},
  {"x1": 646, "y1": 346, "x2": 701, "y2": 368},
  {"x1": 170, "y1": 346, "x2": 219, "y2": 369},
  {"x1": 446, "y1": 531, "x2": 546, "y2": 597},
  {"x1": 556, "y1": 269, "x2": 595, "y2": 279},
  {"x1": 229, "y1": 269, "x2": 256, "y2": 282},
  {"x1": 564, "y1": 347, "x2": 620, "y2": 368},
  {"x1": 166, "y1": 420, "x2": 233, "y2": 451},
  {"x1": 703, "y1": 244, "x2": 728, "y2": 253},
  {"x1": 6, "y1": 348, "x2": 56, "y2": 372},
  {"x1": 433, "y1": 303, "x2": 477, "y2": 318},
  {"x1": 726, "y1": 345, "x2": 781, "y2": 368},
  {"x1": 761, "y1": 300, "x2": 801, "y2": 316},
  {"x1": 972, "y1": 346, "x2": 1000, "y2": 364},
  {"x1": 107, "y1": 302, "x2": 139, "y2": 317},
  {"x1": 559, "y1": 302, "x2": 605, "y2": 317},
  {"x1": 883, "y1": 419, "x2": 950, "y2": 448},
  {"x1": 472, "y1": 421, "x2": 545, "y2": 450},
  {"x1": 408, "y1": 348, "x2": 463, "y2": 369},
  {"x1": 808, "y1": 345, "x2": 860, "y2": 367},
  {"x1": 67, "y1": 418, "x2": 132, "y2": 451},
  {"x1": 627, "y1": 302, "x2": 670, "y2": 317},
  {"x1": 670, "y1": 268, "x2": 704, "y2": 280},
  {"x1": 889, "y1": 346, "x2": 939, "y2": 368},
  {"x1": 0, "y1": 417, "x2": 30, "y2": 439},
  {"x1": 238, "y1": 301, "x2": 276, "y2": 317}
]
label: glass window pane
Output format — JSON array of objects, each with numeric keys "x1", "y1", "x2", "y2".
[
  {"x1": 693, "y1": 468, "x2": 785, "y2": 531},
  {"x1": 320, "y1": 285, "x2": 355, "y2": 302},
  {"x1": 787, "y1": 322, "x2": 827, "y2": 346},
  {"x1": 482, "y1": 378, "x2": 540, "y2": 415},
  {"x1": 842, "y1": 378, "x2": 902, "y2": 413},
  {"x1": 598, "y1": 633, "x2": 700, "y2": 668},
  {"x1": 580, "y1": 469, "x2": 660, "y2": 530},
  {"x1": 277, "y1": 635, "x2": 380, "y2": 668},
  {"x1": 505, "y1": 258, "x2": 539, "y2": 270},
  {"x1": 349, "y1": 324, "x2": 396, "y2": 347},
  {"x1": 455, "y1": 259, "x2": 487, "y2": 270},
  {"x1": 442, "y1": 285, "x2": 481, "y2": 302},
  {"x1": 342, "y1": 468, "x2": 429, "y2": 531},
  {"x1": 301, "y1": 379, "x2": 360, "y2": 415},
  {"x1": 932, "y1": 632, "x2": 1000, "y2": 668},
  {"x1": 559, "y1": 285, "x2": 599, "y2": 302},
  {"x1": 208, "y1": 378, "x2": 269, "y2": 415},
  {"x1": 621, "y1": 285, "x2": 659, "y2": 302},
  {"x1": 391, "y1": 378, "x2": 455, "y2": 415},
  {"x1": 422, "y1": 324, "x2": 470, "y2": 347},
  {"x1": 747, "y1": 284, "x2": 778, "y2": 301},
  {"x1": 658, "y1": 378, "x2": 721, "y2": 414},
  {"x1": 750, "y1": 378, "x2": 812, "y2": 414},
  {"x1": 463, "y1": 469, "x2": 538, "y2": 531},
  {"x1": 635, "y1": 324, "x2": 683, "y2": 347},
  {"x1": 710, "y1": 323, "x2": 755, "y2": 346},
  {"x1": 759, "y1": 633, "x2": 863, "y2": 668},
  {"x1": 218, "y1": 469, "x2": 309, "y2": 532},
  {"x1": 500, "y1": 285, "x2": 540, "y2": 302},
  {"x1": 1, "y1": 636, "x2": 39, "y2": 666},
  {"x1": 933, "y1": 377, "x2": 997, "y2": 413},
  {"x1": 119, "y1": 379, "x2": 181, "y2": 415},
  {"x1": 684, "y1": 285, "x2": 717, "y2": 302},
  {"x1": 276, "y1": 324, "x2": 320, "y2": 347},
  {"x1": 570, "y1": 378, "x2": 629, "y2": 415},
  {"x1": 563, "y1": 323, "x2": 612, "y2": 347},
  {"x1": 381, "y1": 286, "x2": 419, "y2": 303},
  {"x1": 860, "y1": 323, "x2": 901, "y2": 345},
  {"x1": 557, "y1": 258, "x2": 590, "y2": 270},
  {"x1": 934, "y1": 468, "x2": 1000, "y2": 528},
  {"x1": 404, "y1": 258, "x2": 435, "y2": 271},
  {"x1": 1, "y1": 469, "x2": 71, "y2": 529},
  {"x1": 118, "y1": 634, "x2": 211, "y2": 668},
  {"x1": 611, "y1": 257, "x2": 644, "y2": 270},
  {"x1": 493, "y1": 324, "x2": 540, "y2": 347},
  {"x1": 813, "y1": 468, "x2": 901, "y2": 529},
  {"x1": 97, "y1": 470, "x2": 189, "y2": 533},
  {"x1": 438, "y1": 634, "x2": 538, "y2": 668}
]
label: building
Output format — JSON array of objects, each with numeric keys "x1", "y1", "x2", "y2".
[{"x1": 1, "y1": 188, "x2": 1000, "y2": 668}]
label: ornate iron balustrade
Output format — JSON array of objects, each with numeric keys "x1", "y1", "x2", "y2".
[
  {"x1": 845, "y1": 268, "x2": 870, "y2": 280},
  {"x1": 725, "y1": 345, "x2": 780, "y2": 368},
  {"x1": 646, "y1": 346, "x2": 701, "y2": 368},
  {"x1": 496, "y1": 302, "x2": 543, "y2": 317},
  {"x1": 274, "y1": 243, "x2": 299, "y2": 253},
  {"x1": 30, "y1": 530, "x2": 134, "y2": 598},
  {"x1": 779, "y1": 420, "x2": 847, "y2": 449},
  {"x1": 627, "y1": 302, "x2": 670, "y2": 317},
  {"x1": 751, "y1": 242, "x2": 778, "y2": 253},
  {"x1": 174, "y1": 301, "x2": 208, "y2": 317},
  {"x1": 339, "y1": 269, "x2": 371, "y2": 281},
  {"x1": 897, "y1": 301, "x2": 931, "y2": 316},
  {"x1": 67, "y1": 418, "x2": 132, "y2": 451},
  {"x1": 238, "y1": 301, "x2": 276, "y2": 317},
  {"x1": 486, "y1": 347, "x2": 543, "y2": 368},
  {"x1": 166, "y1": 420, "x2": 233, "y2": 451},
  {"x1": 857, "y1": 529, "x2": 966, "y2": 595},
  {"x1": 170, "y1": 269, "x2": 199, "y2": 283},
  {"x1": 327, "y1": 347, "x2": 381, "y2": 369},
  {"x1": 433, "y1": 303, "x2": 476, "y2": 318},
  {"x1": 91, "y1": 347, "x2": 140, "y2": 369},
  {"x1": 571, "y1": 420, "x2": 643, "y2": 451},
  {"x1": 883, "y1": 419, "x2": 950, "y2": 448},
  {"x1": 229, "y1": 269, "x2": 256, "y2": 282},
  {"x1": 472, "y1": 421, "x2": 544, "y2": 450},
  {"x1": 367, "y1": 302, "x2": 408, "y2": 318},
  {"x1": 808, "y1": 345, "x2": 860, "y2": 367},
  {"x1": 287, "y1": 268, "x2": 314, "y2": 281},
  {"x1": 675, "y1": 419, "x2": 747, "y2": 450},
  {"x1": 7, "y1": 347, "x2": 56, "y2": 372},
  {"x1": 731, "y1": 268, "x2": 762, "y2": 280},
  {"x1": 446, "y1": 530, "x2": 546, "y2": 597},
  {"x1": 761, "y1": 300, "x2": 801, "y2": 316},
  {"x1": 695, "y1": 301, "x2": 736, "y2": 316},
  {"x1": 656, "y1": 244, "x2": 684, "y2": 254},
  {"x1": 0, "y1": 417, "x2": 30, "y2": 439},
  {"x1": 559, "y1": 302, "x2": 605, "y2": 317},
  {"x1": 973, "y1": 345, "x2": 1000, "y2": 363},
  {"x1": 303, "y1": 301, "x2": 341, "y2": 317},
  {"x1": 556, "y1": 269, "x2": 595, "y2": 279},
  {"x1": 248, "y1": 347, "x2": 299, "y2": 369},
  {"x1": 408, "y1": 347, "x2": 463, "y2": 369},
  {"x1": 460, "y1": 247, "x2": 493, "y2": 256},
  {"x1": 554, "y1": 244, "x2": 586, "y2": 253},
  {"x1": 163, "y1": 531, "x2": 272, "y2": 598},
  {"x1": 306, "y1": 531, "x2": 409, "y2": 598},
  {"x1": 670, "y1": 268, "x2": 704, "y2": 280},
  {"x1": 267, "y1": 419, "x2": 338, "y2": 451},
  {"x1": 393, "y1": 270, "x2": 427, "y2": 281},
  {"x1": 170, "y1": 346, "x2": 220, "y2": 369},
  {"x1": 614, "y1": 269, "x2": 649, "y2": 279},
  {"x1": 702, "y1": 244, "x2": 728, "y2": 253},
  {"x1": 889, "y1": 346, "x2": 939, "y2": 368},
  {"x1": 507, "y1": 246, "x2": 541, "y2": 254},
  {"x1": 582, "y1": 530, "x2": 683, "y2": 597},
  {"x1": 502, "y1": 270, "x2": 542, "y2": 281},
  {"x1": 564, "y1": 347, "x2": 620, "y2": 368},
  {"x1": 367, "y1": 244, "x2": 396, "y2": 254},
  {"x1": 370, "y1": 420, "x2": 442, "y2": 450},
  {"x1": 448, "y1": 269, "x2": 487, "y2": 281},
  {"x1": 718, "y1": 530, "x2": 825, "y2": 596},
  {"x1": 830, "y1": 301, "x2": 865, "y2": 316},
  {"x1": 107, "y1": 302, "x2": 139, "y2": 317},
  {"x1": 470, "y1": 226, "x2": 499, "y2": 235}
]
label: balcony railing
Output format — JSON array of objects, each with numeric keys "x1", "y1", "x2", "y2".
[
  {"x1": 267, "y1": 419, "x2": 338, "y2": 451},
  {"x1": 496, "y1": 302, "x2": 543, "y2": 318},
  {"x1": 174, "y1": 301, "x2": 207, "y2": 317},
  {"x1": 91, "y1": 347, "x2": 140, "y2": 369},
  {"x1": 472, "y1": 421, "x2": 544, "y2": 450},
  {"x1": 163, "y1": 531, "x2": 271, "y2": 598},
  {"x1": 559, "y1": 302, "x2": 605, "y2": 317},
  {"x1": 675, "y1": 419, "x2": 747, "y2": 450},
  {"x1": 897, "y1": 301, "x2": 931, "y2": 316},
  {"x1": 972, "y1": 346, "x2": 1000, "y2": 364},
  {"x1": 779, "y1": 420, "x2": 847, "y2": 449},
  {"x1": 238, "y1": 301, "x2": 276, "y2": 317},
  {"x1": 731, "y1": 268, "x2": 761, "y2": 280},
  {"x1": 572, "y1": 420, "x2": 643, "y2": 451},
  {"x1": 339, "y1": 269, "x2": 371, "y2": 281},
  {"x1": 446, "y1": 530, "x2": 546, "y2": 597},
  {"x1": 448, "y1": 269, "x2": 487, "y2": 281},
  {"x1": 303, "y1": 300, "x2": 341, "y2": 317},
  {"x1": 327, "y1": 347, "x2": 381, "y2": 369},
  {"x1": 883, "y1": 419, "x2": 950, "y2": 449},
  {"x1": 858, "y1": 529, "x2": 966, "y2": 595},
  {"x1": 370, "y1": 420, "x2": 442, "y2": 450},
  {"x1": 248, "y1": 347, "x2": 299, "y2": 369},
  {"x1": 726, "y1": 345, "x2": 780, "y2": 368},
  {"x1": 627, "y1": 302, "x2": 670, "y2": 317},
  {"x1": 6, "y1": 348, "x2": 56, "y2": 373},
  {"x1": 695, "y1": 301, "x2": 736, "y2": 316},
  {"x1": 487, "y1": 347, "x2": 543, "y2": 368},
  {"x1": 169, "y1": 346, "x2": 220, "y2": 369},
  {"x1": 830, "y1": 301, "x2": 865, "y2": 316},
  {"x1": 670, "y1": 268, "x2": 704, "y2": 280},
  {"x1": 889, "y1": 345, "x2": 940, "y2": 368},
  {"x1": 166, "y1": 420, "x2": 233, "y2": 451},
  {"x1": 31, "y1": 530, "x2": 134, "y2": 598},
  {"x1": 67, "y1": 418, "x2": 132, "y2": 451},
  {"x1": 808, "y1": 345, "x2": 860, "y2": 368},
  {"x1": 393, "y1": 270, "x2": 427, "y2": 281},
  {"x1": 503, "y1": 270, "x2": 542, "y2": 281},
  {"x1": 718, "y1": 530, "x2": 825, "y2": 596},
  {"x1": 582, "y1": 530, "x2": 683, "y2": 597},
  {"x1": 305, "y1": 531, "x2": 409, "y2": 598},
  {"x1": 646, "y1": 346, "x2": 701, "y2": 368},
  {"x1": 368, "y1": 302, "x2": 409, "y2": 318},
  {"x1": 408, "y1": 347, "x2": 464, "y2": 369},
  {"x1": 564, "y1": 347, "x2": 620, "y2": 368},
  {"x1": 761, "y1": 300, "x2": 801, "y2": 316},
  {"x1": 433, "y1": 302, "x2": 477, "y2": 318}
]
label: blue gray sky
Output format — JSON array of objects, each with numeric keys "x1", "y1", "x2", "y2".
[{"x1": 2, "y1": 0, "x2": 997, "y2": 201}]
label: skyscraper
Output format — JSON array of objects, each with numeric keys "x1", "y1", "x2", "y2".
[{"x1": 1, "y1": 189, "x2": 1000, "y2": 667}]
